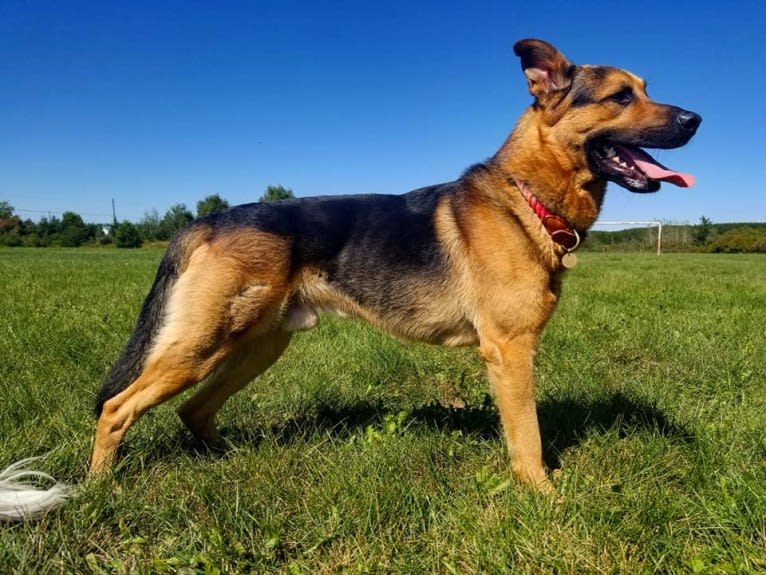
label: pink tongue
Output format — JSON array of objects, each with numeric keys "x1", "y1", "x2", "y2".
[{"x1": 618, "y1": 145, "x2": 695, "y2": 187}]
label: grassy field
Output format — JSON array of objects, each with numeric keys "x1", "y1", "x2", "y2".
[{"x1": 1, "y1": 248, "x2": 764, "y2": 574}]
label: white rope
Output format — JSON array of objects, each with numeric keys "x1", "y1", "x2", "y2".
[{"x1": 0, "y1": 457, "x2": 73, "y2": 521}]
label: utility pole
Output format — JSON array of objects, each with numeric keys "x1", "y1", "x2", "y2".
[{"x1": 112, "y1": 198, "x2": 117, "y2": 225}]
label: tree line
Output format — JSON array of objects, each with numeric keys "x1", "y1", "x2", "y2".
[
  {"x1": 4, "y1": 195, "x2": 764, "y2": 253},
  {"x1": 583, "y1": 217, "x2": 766, "y2": 253},
  {"x1": 0, "y1": 186, "x2": 294, "y2": 248}
]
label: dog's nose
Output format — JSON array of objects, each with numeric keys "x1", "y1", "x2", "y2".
[{"x1": 677, "y1": 110, "x2": 702, "y2": 133}]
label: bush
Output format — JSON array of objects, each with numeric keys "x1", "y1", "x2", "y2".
[
  {"x1": 0, "y1": 214, "x2": 23, "y2": 246},
  {"x1": 113, "y1": 221, "x2": 143, "y2": 248},
  {"x1": 708, "y1": 227, "x2": 766, "y2": 253}
]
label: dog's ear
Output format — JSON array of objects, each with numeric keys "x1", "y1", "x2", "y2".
[{"x1": 514, "y1": 39, "x2": 574, "y2": 105}]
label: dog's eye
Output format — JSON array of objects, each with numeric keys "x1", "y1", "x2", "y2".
[{"x1": 608, "y1": 87, "x2": 635, "y2": 106}]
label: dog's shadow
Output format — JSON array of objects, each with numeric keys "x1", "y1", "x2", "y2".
[
  {"x1": 536, "y1": 391, "x2": 693, "y2": 469},
  {"x1": 133, "y1": 390, "x2": 692, "y2": 472}
]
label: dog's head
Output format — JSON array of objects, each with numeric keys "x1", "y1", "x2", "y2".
[{"x1": 513, "y1": 39, "x2": 701, "y2": 193}]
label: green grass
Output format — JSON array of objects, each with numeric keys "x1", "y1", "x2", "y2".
[{"x1": 1, "y1": 248, "x2": 765, "y2": 574}]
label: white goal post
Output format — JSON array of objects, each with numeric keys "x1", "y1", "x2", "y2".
[{"x1": 592, "y1": 221, "x2": 663, "y2": 255}]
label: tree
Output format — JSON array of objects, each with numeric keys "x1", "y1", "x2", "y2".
[
  {"x1": 0, "y1": 200, "x2": 13, "y2": 219},
  {"x1": 36, "y1": 215, "x2": 62, "y2": 246},
  {"x1": 0, "y1": 202, "x2": 22, "y2": 247},
  {"x1": 694, "y1": 215, "x2": 713, "y2": 245},
  {"x1": 59, "y1": 211, "x2": 90, "y2": 247},
  {"x1": 113, "y1": 221, "x2": 143, "y2": 248},
  {"x1": 137, "y1": 209, "x2": 163, "y2": 241},
  {"x1": 259, "y1": 185, "x2": 294, "y2": 202},
  {"x1": 196, "y1": 194, "x2": 230, "y2": 218},
  {"x1": 160, "y1": 203, "x2": 194, "y2": 239}
]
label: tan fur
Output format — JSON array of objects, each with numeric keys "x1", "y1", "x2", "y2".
[{"x1": 92, "y1": 230, "x2": 293, "y2": 473}]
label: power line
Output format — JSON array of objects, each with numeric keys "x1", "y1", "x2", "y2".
[{"x1": 12, "y1": 208, "x2": 115, "y2": 219}]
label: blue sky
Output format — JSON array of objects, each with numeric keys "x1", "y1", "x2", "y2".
[{"x1": 1, "y1": 0, "x2": 764, "y2": 225}]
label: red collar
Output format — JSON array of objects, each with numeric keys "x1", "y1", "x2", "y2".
[{"x1": 516, "y1": 181, "x2": 581, "y2": 252}]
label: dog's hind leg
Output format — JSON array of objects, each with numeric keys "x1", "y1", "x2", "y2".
[
  {"x1": 176, "y1": 331, "x2": 292, "y2": 449},
  {"x1": 90, "y1": 240, "x2": 290, "y2": 475},
  {"x1": 90, "y1": 352, "x2": 217, "y2": 475},
  {"x1": 178, "y1": 302, "x2": 319, "y2": 447}
]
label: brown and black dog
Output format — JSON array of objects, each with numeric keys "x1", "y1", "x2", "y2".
[{"x1": 90, "y1": 39, "x2": 700, "y2": 490}]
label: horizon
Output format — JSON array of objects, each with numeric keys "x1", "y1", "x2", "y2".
[{"x1": 2, "y1": 1, "x2": 764, "y2": 225}]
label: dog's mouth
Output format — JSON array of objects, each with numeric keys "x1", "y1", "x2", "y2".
[{"x1": 589, "y1": 142, "x2": 695, "y2": 193}]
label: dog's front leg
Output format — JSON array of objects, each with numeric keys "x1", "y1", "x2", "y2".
[{"x1": 479, "y1": 332, "x2": 550, "y2": 491}]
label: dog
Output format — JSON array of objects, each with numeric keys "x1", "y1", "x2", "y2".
[{"x1": 3, "y1": 39, "x2": 700, "y2": 519}]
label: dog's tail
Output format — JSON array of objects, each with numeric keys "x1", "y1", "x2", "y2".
[{"x1": 1, "y1": 226, "x2": 209, "y2": 521}]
